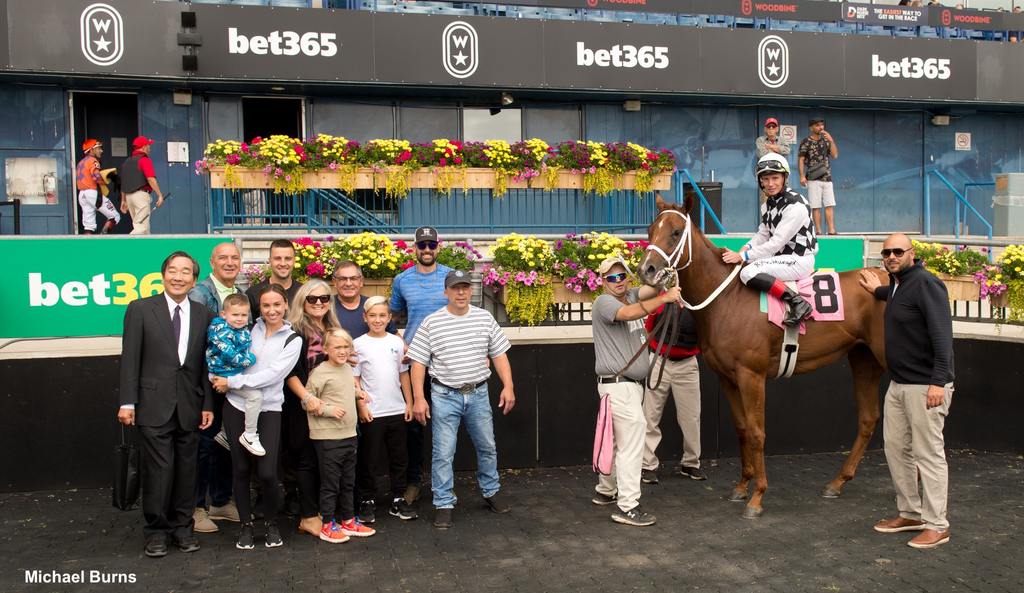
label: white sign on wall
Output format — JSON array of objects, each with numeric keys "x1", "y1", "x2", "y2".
[
  {"x1": 780, "y1": 124, "x2": 798, "y2": 145},
  {"x1": 167, "y1": 142, "x2": 189, "y2": 163},
  {"x1": 954, "y1": 132, "x2": 972, "y2": 151}
]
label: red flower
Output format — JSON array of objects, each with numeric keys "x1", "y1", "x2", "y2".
[
  {"x1": 251, "y1": 136, "x2": 263, "y2": 144},
  {"x1": 453, "y1": 156, "x2": 463, "y2": 165},
  {"x1": 647, "y1": 152, "x2": 657, "y2": 160},
  {"x1": 439, "y1": 157, "x2": 447, "y2": 167},
  {"x1": 241, "y1": 143, "x2": 250, "y2": 153}
]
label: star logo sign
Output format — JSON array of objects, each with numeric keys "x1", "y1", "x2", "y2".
[
  {"x1": 80, "y1": 3, "x2": 124, "y2": 67},
  {"x1": 757, "y1": 35, "x2": 789, "y2": 89},
  {"x1": 442, "y1": 21, "x2": 479, "y2": 79}
]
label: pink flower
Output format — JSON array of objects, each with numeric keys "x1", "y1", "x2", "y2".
[{"x1": 439, "y1": 157, "x2": 447, "y2": 167}]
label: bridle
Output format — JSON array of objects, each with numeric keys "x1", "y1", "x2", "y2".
[{"x1": 645, "y1": 208, "x2": 741, "y2": 311}]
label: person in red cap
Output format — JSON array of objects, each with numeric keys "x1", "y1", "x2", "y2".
[
  {"x1": 755, "y1": 117, "x2": 790, "y2": 159},
  {"x1": 76, "y1": 139, "x2": 121, "y2": 234},
  {"x1": 118, "y1": 135, "x2": 164, "y2": 234}
]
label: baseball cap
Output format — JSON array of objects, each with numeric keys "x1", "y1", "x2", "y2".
[
  {"x1": 132, "y1": 136, "x2": 155, "y2": 149},
  {"x1": 444, "y1": 269, "x2": 471, "y2": 289},
  {"x1": 81, "y1": 138, "x2": 102, "y2": 152},
  {"x1": 598, "y1": 256, "x2": 629, "y2": 277},
  {"x1": 808, "y1": 116, "x2": 825, "y2": 125},
  {"x1": 414, "y1": 226, "x2": 438, "y2": 244},
  {"x1": 764, "y1": 117, "x2": 779, "y2": 127}
]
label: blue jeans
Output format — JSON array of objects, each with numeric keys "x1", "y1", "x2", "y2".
[{"x1": 430, "y1": 383, "x2": 500, "y2": 509}]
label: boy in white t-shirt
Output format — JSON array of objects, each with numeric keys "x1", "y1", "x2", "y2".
[{"x1": 353, "y1": 296, "x2": 418, "y2": 521}]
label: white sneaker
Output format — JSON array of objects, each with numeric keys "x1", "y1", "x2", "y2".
[
  {"x1": 239, "y1": 433, "x2": 266, "y2": 456},
  {"x1": 214, "y1": 430, "x2": 231, "y2": 451}
]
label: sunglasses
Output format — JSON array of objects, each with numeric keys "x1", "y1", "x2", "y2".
[
  {"x1": 305, "y1": 294, "x2": 331, "y2": 304},
  {"x1": 416, "y1": 241, "x2": 438, "y2": 250},
  {"x1": 765, "y1": 123, "x2": 778, "y2": 128},
  {"x1": 880, "y1": 248, "x2": 912, "y2": 258},
  {"x1": 604, "y1": 272, "x2": 628, "y2": 284}
]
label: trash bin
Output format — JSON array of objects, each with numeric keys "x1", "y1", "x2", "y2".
[
  {"x1": 992, "y1": 173, "x2": 1024, "y2": 237},
  {"x1": 683, "y1": 181, "x2": 723, "y2": 227}
]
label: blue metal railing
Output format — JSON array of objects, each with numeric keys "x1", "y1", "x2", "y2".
[
  {"x1": 923, "y1": 169, "x2": 993, "y2": 242},
  {"x1": 676, "y1": 170, "x2": 727, "y2": 234}
]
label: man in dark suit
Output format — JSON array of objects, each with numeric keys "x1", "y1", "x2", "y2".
[{"x1": 118, "y1": 251, "x2": 215, "y2": 558}]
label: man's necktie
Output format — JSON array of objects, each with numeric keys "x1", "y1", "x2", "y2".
[{"x1": 172, "y1": 305, "x2": 182, "y2": 346}]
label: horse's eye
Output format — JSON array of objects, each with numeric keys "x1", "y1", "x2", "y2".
[{"x1": 672, "y1": 229, "x2": 682, "y2": 240}]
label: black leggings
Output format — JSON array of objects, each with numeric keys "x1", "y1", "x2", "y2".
[{"x1": 223, "y1": 402, "x2": 281, "y2": 524}]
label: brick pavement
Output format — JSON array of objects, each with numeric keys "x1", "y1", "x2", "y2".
[{"x1": 1, "y1": 450, "x2": 1021, "y2": 593}]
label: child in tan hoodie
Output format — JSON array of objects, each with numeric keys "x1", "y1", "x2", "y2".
[{"x1": 304, "y1": 328, "x2": 376, "y2": 542}]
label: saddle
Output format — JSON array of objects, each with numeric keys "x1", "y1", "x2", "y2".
[{"x1": 760, "y1": 272, "x2": 846, "y2": 378}]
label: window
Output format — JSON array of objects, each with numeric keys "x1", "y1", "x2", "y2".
[
  {"x1": 464, "y1": 108, "x2": 522, "y2": 143},
  {"x1": 5, "y1": 157, "x2": 59, "y2": 205}
]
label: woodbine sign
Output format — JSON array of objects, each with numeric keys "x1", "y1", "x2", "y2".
[{"x1": 3, "y1": 0, "x2": 1023, "y2": 104}]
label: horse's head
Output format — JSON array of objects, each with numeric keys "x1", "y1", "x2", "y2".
[{"x1": 638, "y1": 192, "x2": 695, "y2": 287}]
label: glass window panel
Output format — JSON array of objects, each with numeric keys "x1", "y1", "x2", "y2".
[
  {"x1": 524, "y1": 106, "x2": 580, "y2": 142},
  {"x1": 464, "y1": 108, "x2": 522, "y2": 143},
  {"x1": 399, "y1": 106, "x2": 459, "y2": 142},
  {"x1": 5, "y1": 157, "x2": 60, "y2": 205},
  {"x1": 312, "y1": 101, "x2": 394, "y2": 141}
]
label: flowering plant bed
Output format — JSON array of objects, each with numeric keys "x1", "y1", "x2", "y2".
[{"x1": 198, "y1": 135, "x2": 674, "y2": 197}]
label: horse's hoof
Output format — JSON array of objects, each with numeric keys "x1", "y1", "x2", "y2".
[
  {"x1": 822, "y1": 486, "x2": 842, "y2": 499},
  {"x1": 728, "y1": 490, "x2": 748, "y2": 502},
  {"x1": 742, "y1": 506, "x2": 763, "y2": 519}
]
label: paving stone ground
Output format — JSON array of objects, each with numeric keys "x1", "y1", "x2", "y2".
[{"x1": 2, "y1": 450, "x2": 1022, "y2": 593}]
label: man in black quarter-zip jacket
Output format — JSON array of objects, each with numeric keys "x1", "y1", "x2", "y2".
[{"x1": 858, "y1": 233, "x2": 954, "y2": 551}]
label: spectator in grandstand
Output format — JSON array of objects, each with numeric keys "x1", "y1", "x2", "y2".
[
  {"x1": 755, "y1": 117, "x2": 790, "y2": 159},
  {"x1": 858, "y1": 233, "x2": 954, "y2": 550},
  {"x1": 798, "y1": 116, "x2": 840, "y2": 235}
]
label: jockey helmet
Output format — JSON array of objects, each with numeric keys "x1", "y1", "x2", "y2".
[{"x1": 755, "y1": 152, "x2": 790, "y2": 178}]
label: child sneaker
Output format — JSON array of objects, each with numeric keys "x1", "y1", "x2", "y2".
[
  {"x1": 239, "y1": 433, "x2": 266, "y2": 456},
  {"x1": 340, "y1": 518, "x2": 376, "y2": 538},
  {"x1": 319, "y1": 520, "x2": 350, "y2": 544},
  {"x1": 214, "y1": 430, "x2": 231, "y2": 451},
  {"x1": 389, "y1": 498, "x2": 418, "y2": 521}
]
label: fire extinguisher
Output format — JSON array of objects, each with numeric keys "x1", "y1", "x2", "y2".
[{"x1": 43, "y1": 172, "x2": 57, "y2": 205}]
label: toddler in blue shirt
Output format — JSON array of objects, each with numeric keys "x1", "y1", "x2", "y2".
[{"x1": 206, "y1": 293, "x2": 264, "y2": 456}]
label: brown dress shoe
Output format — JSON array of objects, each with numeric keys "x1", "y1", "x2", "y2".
[
  {"x1": 908, "y1": 528, "x2": 950, "y2": 549},
  {"x1": 297, "y1": 516, "x2": 322, "y2": 537},
  {"x1": 873, "y1": 517, "x2": 926, "y2": 533}
]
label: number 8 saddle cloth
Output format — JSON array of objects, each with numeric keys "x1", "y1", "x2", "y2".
[{"x1": 763, "y1": 271, "x2": 846, "y2": 334}]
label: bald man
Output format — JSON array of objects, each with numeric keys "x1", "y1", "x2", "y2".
[
  {"x1": 188, "y1": 241, "x2": 246, "y2": 532},
  {"x1": 858, "y1": 233, "x2": 954, "y2": 550}
]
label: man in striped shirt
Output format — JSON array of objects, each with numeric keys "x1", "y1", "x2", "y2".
[{"x1": 408, "y1": 270, "x2": 516, "y2": 530}]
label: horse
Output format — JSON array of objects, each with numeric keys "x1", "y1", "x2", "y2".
[{"x1": 637, "y1": 193, "x2": 888, "y2": 518}]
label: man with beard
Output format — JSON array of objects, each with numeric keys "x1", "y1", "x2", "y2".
[
  {"x1": 247, "y1": 239, "x2": 303, "y2": 320},
  {"x1": 389, "y1": 226, "x2": 452, "y2": 506}
]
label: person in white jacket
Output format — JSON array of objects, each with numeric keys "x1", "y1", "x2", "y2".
[
  {"x1": 721, "y1": 153, "x2": 818, "y2": 326},
  {"x1": 211, "y1": 284, "x2": 301, "y2": 550}
]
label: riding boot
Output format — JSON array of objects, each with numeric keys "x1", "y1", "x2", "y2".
[{"x1": 747, "y1": 273, "x2": 812, "y2": 327}]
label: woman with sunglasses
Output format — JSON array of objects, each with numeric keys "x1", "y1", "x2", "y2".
[
  {"x1": 212, "y1": 284, "x2": 302, "y2": 549},
  {"x1": 281, "y1": 279, "x2": 342, "y2": 538}
]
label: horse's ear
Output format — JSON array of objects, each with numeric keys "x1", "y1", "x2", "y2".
[
  {"x1": 655, "y1": 193, "x2": 669, "y2": 212},
  {"x1": 682, "y1": 188, "x2": 696, "y2": 215}
]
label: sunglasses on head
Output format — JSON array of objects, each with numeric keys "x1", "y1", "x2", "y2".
[
  {"x1": 766, "y1": 123, "x2": 778, "y2": 128},
  {"x1": 305, "y1": 294, "x2": 331, "y2": 304},
  {"x1": 416, "y1": 241, "x2": 438, "y2": 250},
  {"x1": 880, "y1": 248, "x2": 911, "y2": 258},
  {"x1": 604, "y1": 272, "x2": 628, "y2": 284}
]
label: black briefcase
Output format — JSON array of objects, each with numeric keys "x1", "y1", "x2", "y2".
[{"x1": 112, "y1": 425, "x2": 140, "y2": 511}]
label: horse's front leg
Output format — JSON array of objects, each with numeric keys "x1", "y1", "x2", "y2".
[
  {"x1": 736, "y1": 368, "x2": 769, "y2": 519},
  {"x1": 720, "y1": 379, "x2": 752, "y2": 502}
]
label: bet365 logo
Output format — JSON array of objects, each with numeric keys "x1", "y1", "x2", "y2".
[{"x1": 28, "y1": 272, "x2": 162, "y2": 307}]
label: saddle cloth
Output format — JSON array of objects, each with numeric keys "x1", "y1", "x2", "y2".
[{"x1": 761, "y1": 271, "x2": 846, "y2": 334}]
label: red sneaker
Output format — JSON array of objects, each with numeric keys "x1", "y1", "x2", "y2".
[
  {"x1": 319, "y1": 520, "x2": 349, "y2": 544},
  {"x1": 340, "y1": 518, "x2": 376, "y2": 538}
]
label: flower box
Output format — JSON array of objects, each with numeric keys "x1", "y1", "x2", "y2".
[
  {"x1": 936, "y1": 273, "x2": 980, "y2": 301},
  {"x1": 552, "y1": 283, "x2": 595, "y2": 303},
  {"x1": 990, "y1": 292, "x2": 1008, "y2": 308},
  {"x1": 208, "y1": 166, "x2": 671, "y2": 192},
  {"x1": 359, "y1": 278, "x2": 393, "y2": 298}
]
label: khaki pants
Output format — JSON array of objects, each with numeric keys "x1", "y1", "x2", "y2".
[
  {"x1": 594, "y1": 381, "x2": 646, "y2": 513},
  {"x1": 643, "y1": 356, "x2": 701, "y2": 470},
  {"x1": 126, "y1": 190, "x2": 152, "y2": 235},
  {"x1": 883, "y1": 381, "x2": 953, "y2": 531}
]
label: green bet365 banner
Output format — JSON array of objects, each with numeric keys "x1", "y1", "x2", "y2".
[{"x1": 1, "y1": 237, "x2": 233, "y2": 338}]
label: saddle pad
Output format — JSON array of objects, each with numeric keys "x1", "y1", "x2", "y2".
[{"x1": 765, "y1": 272, "x2": 846, "y2": 334}]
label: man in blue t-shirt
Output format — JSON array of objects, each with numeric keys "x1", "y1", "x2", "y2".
[{"x1": 389, "y1": 226, "x2": 451, "y2": 506}]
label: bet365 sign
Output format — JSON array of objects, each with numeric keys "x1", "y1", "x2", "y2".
[{"x1": 2, "y1": 237, "x2": 230, "y2": 338}]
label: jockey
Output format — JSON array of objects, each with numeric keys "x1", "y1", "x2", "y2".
[{"x1": 722, "y1": 152, "x2": 818, "y2": 326}]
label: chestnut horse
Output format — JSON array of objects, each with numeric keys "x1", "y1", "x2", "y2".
[{"x1": 638, "y1": 194, "x2": 888, "y2": 518}]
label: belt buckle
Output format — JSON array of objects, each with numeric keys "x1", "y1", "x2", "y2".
[{"x1": 457, "y1": 383, "x2": 476, "y2": 394}]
